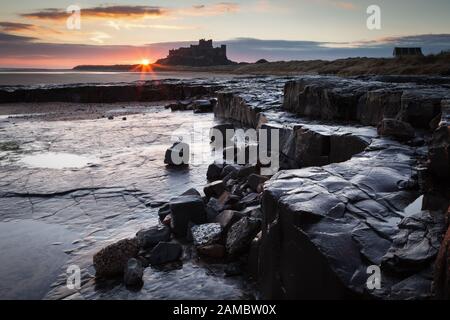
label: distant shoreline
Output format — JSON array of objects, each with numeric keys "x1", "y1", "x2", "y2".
[{"x1": 73, "y1": 53, "x2": 450, "y2": 76}]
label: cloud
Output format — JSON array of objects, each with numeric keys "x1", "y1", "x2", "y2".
[
  {"x1": 105, "y1": 21, "x2": 197, "y2": 31},
  {"x1": 89, "y1": 31, "x2": 112, "y2": 44},
  {"x1": 309, "y1": 0, "x2": 357, "y2": 11},
  {"x1": 0, "y1": 32, "x2": 36, "y2": 42},
  {"x1": 22, "y1": 6, "x2": 166, "y2": 20},
  {"x1": 0, "y1": 22, "x2": 34, "y2": 32}
]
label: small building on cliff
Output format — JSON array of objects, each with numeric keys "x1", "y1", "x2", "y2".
[
  {"x1": 156, "y1": 39, "x2": 235, "y2": 66},
  {"x1": 393, "y1": 47, "x2": 423, "y2": 57}
]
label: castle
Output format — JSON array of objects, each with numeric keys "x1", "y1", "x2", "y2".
[{"x1": 156, "y1": 39, "x2": 235, "y2": 67}]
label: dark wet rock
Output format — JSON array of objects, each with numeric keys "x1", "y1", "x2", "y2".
[
  {"x1": 214, "y1": 210, "x2": 244, "y2": 234},
  {"x1": 428, "y1": 100, "x2": 450, "y2": 181},
  {"x1": 136, "y1": 225, "x2": 171, "y2": 249},
  {"x1": 206, "y1": 195, "x2": 228, "y2": 222},
  {"x1": 259, "y1": 139, "x2": 447, "y2": 299},
  {"x1": 191, "y1": 223, "x2": 222, "y2": 246},
  {"x1": 378, "y1": 118, "x2": 415, "y2": 140},
  {"x1": 434, "y1": 224, "x2": 450, "y2": 299},
  {"x1": 124, "y1": 258, "x2": 144, "y2": 287},
  {"x1": 207, "y1": 161, "x2": 226, "y2": 181},
  {"x1": 164, "y1": 142, "x2": 190, "y2": 166},
  {"x1": 181, "y1": 188, "x2": 201, "y2": 197},
  {"x1": 148, "y1": 242, "x2": 183, "y2": 266},
  {"x1": 107, "y1": 115, "x2": 114, "y2": 120},
  {"x1": 197, "y1": 244, "x2": 226, "y2": 259},
  {"x1": 247, "y1": 174, "x2": 269, "y2": 192},
  {"x1": 122, "y1": 117, "x2": 127, "y2": 121},
  {"x1": 226, "y1": 217, "x2": 261, "y2": 257},
  {"x1": 93, "y1": 238, "x2": 139, "y2": 278},
  {"x1": 204, "y1": 180, "x2": 225, "y2": 199},
  {"x1": 167, "y1": 100, "x2": 193, "y2": 111},
  {"x1": 282, "y1": 76, "x2": 449, "y2": 128},
  {"x1": 193, "y1": 99, "x2": 217, "y2": 113},
  {"x1": 382, "y1": 211, "x2": 446, "y2": 275},
  {"x1": 224, "y1": 262, "x2": 243, "y2": 277},
  {"x1": 170, "y1": 195, "x2": 207, "y2": 238},
  {"x1": 240, "y1": 193, "x2": 261, "y2": 207},
  {"x1": 158, "y1": 203, "x2": 171, "y2": 221},
  {"x1": 237, "y1": 164, "x2": 258, "y2": 178},
  {"x1": 248, "y1": 231, "x2": 262, "y2": 280},
  {"x1": 162, "y1": 214, "x2": 172, "y2": 227}
]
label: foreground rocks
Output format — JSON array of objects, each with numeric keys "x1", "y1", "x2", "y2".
[
  {"x1": 93, "y1": 238, "x2": 139, "y2": 278},
  {"x1": 124, "y1": 258, "x2": 144, "y2": 287}
]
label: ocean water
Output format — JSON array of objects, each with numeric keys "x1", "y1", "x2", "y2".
[{"x1": 0, "y1": 71, "x2": 234, "y2": 86}]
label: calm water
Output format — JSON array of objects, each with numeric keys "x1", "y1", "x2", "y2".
[{"x1": 0, "y1": 71, "x2": 234, "y2": 86}]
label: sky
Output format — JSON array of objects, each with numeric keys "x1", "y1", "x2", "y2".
[{"x1": 0, "y1": 0, "x2": 449, "y2": 68}]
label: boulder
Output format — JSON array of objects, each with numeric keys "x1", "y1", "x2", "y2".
[
  {"x1": 214, "y1": 210, "x2": 243, "y2": 234},
  {"x1": 197, "y1": 244, "x2": 226, "y2": 259},
  {"x1": 204, "y1": 180, "x2": 225, "y2": 199},
  {"x1": 247, "y1": 174, "x2": 269, "y2": 192},
  {"x1": 207, "y1": 161, "x2": 226, "y2": 181},
  {"x1": 206, "y1": 197, "x2": 226, "y2": 222},
  {"x1": 428, "y1": 103, "x2": 449, "y2": 182},
  {"x1": 164, "y1": 142, "x2": 190, "y2": 166},
  {"x1": 181, "y1": 188, "x2": 201, "y2": 197},
  {"x1": 226, "y1": 217, "x2": 261, "y2": 257},
  {"x1": 377, "y1": 118, "x2": 415, "y2": 140},
  {"x1": 170, "y1": 195, "x2": 207, "y2": 238},
  {"x1": 123, "y1": 258, "x2": 144, "y2": 287},
  {"x1": 158, "y1": 203, "x2": 171, "y2": 221},
  {"x1": 93, "y1": 238, "x2": 139, "y2": 278},
  {"x1": 136, "y1": 225, "x2": 171, "y2": 249},
  {"x1": 193, "y1": 99, "x2": 216, "y2": 113},
  {"x1": 191, "y1": 223, "x2": 222, "y2": 246},
  {"x1": 148, "y1": 242, "x2": 183, "y2": 266}
]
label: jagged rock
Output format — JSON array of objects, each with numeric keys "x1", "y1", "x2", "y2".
[
  {"x1": 240, "y1": 193, "x2": 261, "y2": 207},
  {"x1": 124, "y1": 258, "x2": 144, "y2": 287},
  {"x1": 259, "y1": 139, "x2": 447, "y2": 299},
  {"x1": 193, "y1": 99, "x2": 216, "y2": 113},
  {"x1": 204, "y1": 180, "x2": 225, "y2": 199},
  {"x1": 164, "y1": 142, "x2": 190, "y2": 166},
  {"x1": 167, "y1": 100, "x2": 193, "y2": 111},
  {"x1": 206, "y1": 194, "x2": 229, "y2": 222},
  {"x1": 162, "y1": 214, "x2": 172, "y2": 227},
  {"x1": 224, "y1": 262, "x2": 243, "y2": 277},
  {"x1": 247, "y1": 174, "x2": 269, "y2": 192},
  {"x1": 170, "y1": 195, "x2": 207, "y2": 238},
  {"x1": 191, "y1": 223, "x2": 222, "y2": 246},
  {"x1": 248, "y1": 231, "x2": 262, "y2": 280},
  {"x1": 207, "y1": 161, "x2": 226, "y2": 181},
  {"x1": 158, "y1": 203, "x2": 171, "y2": 221},
  {"x1": 429, "y1": 101, "x2": 450, "y2": 181},
  {"x1": 226, "y1": 217, "x2": 261, "y2": 257},
  {"x1": 378, "y1": 119, "x2": 415, "y2": 140},
  {"x1": 136, "y1": 225, "x2": 171, "y2": 249},
  {"x1": 214, "y1": 210, "x2": 244, "y2": 234},
  {"x1": 434, "y1": 224, "x2": 450, "y2": 299},
  {"x1": 197, "y1": 244, "x2": 226, "y2": 259},
  {"x1": 93, "y1": 238, "x2": 139, "y2": 278},
  {"x1": 148, "y1": 242, "x2": 183, "y2": 266},
  {"x1": 181, "y1": 188, "x2": 201, "y2": 197}
]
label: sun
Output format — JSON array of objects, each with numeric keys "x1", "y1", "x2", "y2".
[{"x1": 141, "y1": 59, "x2": 150, "y2": 66}]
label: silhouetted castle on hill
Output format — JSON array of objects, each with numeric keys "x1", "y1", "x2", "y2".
[{"x1": 156, "y1": 39, "x2": 235, "y2": 66}]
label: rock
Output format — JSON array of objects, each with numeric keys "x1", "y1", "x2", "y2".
[
  {"x1": 162, "y1": 214, "x2": 172, "y2": 227},
  {"x1": 148, "y1": 242, "x2": 183, "y2": 266},
  {"x1": 122, "y1": 117, "x2": 127, "y2": 121},
  {"x1": 123, "y1": 258, "x2": 144, "y2": 287},
  {"x1": 93, "y1": 238, "x2": 139, "y2": 278},
  {"x1": 170, "y1": 195, "x2": 207, "y2": 238},
  {"x1": 206, "y1": 197, "x2": 225, "y2": 222},
  {"x1": 136, "y1": 225, "x2": 171, "y2": 249},
  {"x1": 193, "y1": 99, "x2": 216, "y2": 113},
  {"x1": 247, "y1": 174, "x2": 269, "y2": 192},
  {"x1": 237, "y1": 164, "x2": 258, "y2": 178},
  {"x1": 207, "y1": 161, "x2": 226, "y2": 181},
  {"x1": 224, "y1": 262, "x2": 243, "y2": 277},
  {"x1": 240, "y1": 192, "x2": 261, "y2": 207},
  {"x1": 248, "y1": 231, "x2": 262, "y2": 280},
  {"x1": 204, "y1": 180, "x2": 225, "y2": 199},
  {"x1": 428, "y1": 102, "x2": 450, "y2": 181},
  {"x1": 181, "y1": 188, "x2": 201, "y2": 197},
  {"x1": 191, "y1": 223, "x2": 223, "y2": 246},
  {"x1": 434, "y1": 224, "x2": 450, "y2": 299},
  {"x1": 197, "y1": 244, "x2": 226, "y2": 259},
  {"x1": 214, "y1": 210, "x2": 243, "y2": 234},
  {"x1": 167, "y1": 100, "x2": 193, "y2": 111},
  {"x1": 377, "y1": 118, "x2": 415, "y2": 140},
  {"x1": 158, "y1": 203, "x2": 171, "y2": 221},
  {"x1": 107, "y1": 115, "x2": 114, "y2": 120},
  {"x1": 164, "y1": 142, "x2": 190, "y2": 166},
  {"x1": 226, "y1": 217, "x2": 261, "y2": 257}
]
